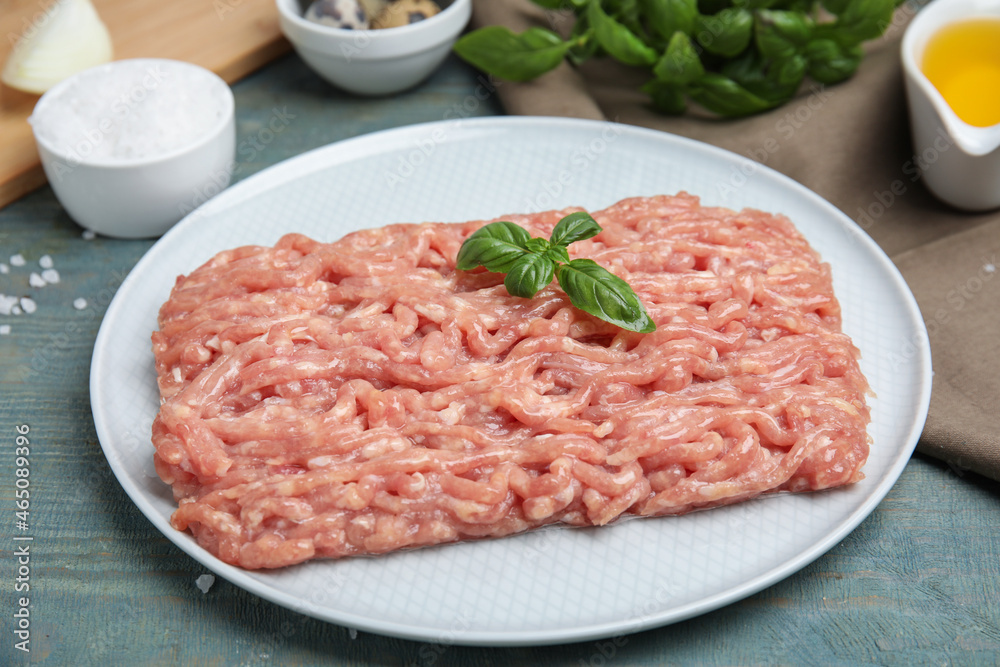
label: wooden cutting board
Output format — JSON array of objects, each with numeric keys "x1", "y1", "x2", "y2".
[{"x1": 0, "y1": 0, "x2": 290, "y2": 209}]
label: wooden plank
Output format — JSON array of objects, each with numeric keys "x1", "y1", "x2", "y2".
[{"x1": 0, "y1": 0, "x2": 290, "y2": 210}]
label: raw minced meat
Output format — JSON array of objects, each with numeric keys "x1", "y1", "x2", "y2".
[{"x1": 151, "y1": 194, "x2": 871, "y2": 569}]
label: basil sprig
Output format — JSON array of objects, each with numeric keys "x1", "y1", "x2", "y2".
[
  {"x1": 457, "y1": 212, "x2": 656, "y2": 334},
  {"x1": 453, "y1": 0, "x2": 903, "y2": 118}
]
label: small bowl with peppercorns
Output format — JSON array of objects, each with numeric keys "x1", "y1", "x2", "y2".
[{"x1": 276, "y1": 0, "x2": 471, "y2": 95}]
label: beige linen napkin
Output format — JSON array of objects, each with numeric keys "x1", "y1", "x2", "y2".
[{"x1": 471, "y1": 0, "x2": 1000, "y2": 481}]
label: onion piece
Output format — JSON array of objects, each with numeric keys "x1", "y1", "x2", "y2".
[{"x1": 2, "y1": 0, "x2": 113, "y2": 95}]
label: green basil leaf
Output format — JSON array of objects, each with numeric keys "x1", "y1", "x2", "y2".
[
  {"x1": 642, "y1": 0, "x2": 698, "y2": 41},
  {"x1": 733, "y1": 0, "x2": 781, "y2": 8},
  {"x1": 687, "y1": 72, "x2": 776, "y2": 116},
  {"x1": 453, "y1": 26, "x2": 571, "y2": 82},
  {"x1": 654, "y1": 32, "x2": 706, "y2": 85},
  {"x1": 781, "y1": 0, "x2": 818, "y2": 11},
  {"x1": 505, "y1": 254, "x2": 557, "y2": 298},
  {"x1": 820, "y1": 0, "x2": 850, "y2": 13},
  {"x1": 721, "y1": 51, "x2": 805, "y2": 102},
  {"x1": 805, "y1": 39, "x2": 862, "y2": 83},
  {"x1": 821, "y1": 0, "x2": 894, "y2": 46},
  {"x1": 617, "y1": 0, "x2": 647, "y2": 36},
  {"x1": 803, "y1": 37, "x2": 838, "y2": 62},
  {"x1": 550, "y1": 211, "x2": 603, "y2": 246},
  {"x1": 456, "y1": 216, "x2": 655, "y2": 332},
  {"x1": 719, "y1": 48, "x2": 762, "y2": 82},
  {"x1": 524, "y1": 237, "x2": 552, "y2": 254},
  {"x1": 695, "y1": 8, "x2": 754, "y2": 58},
  {"x1": 587, "y1": 1, "x2": 659, "y2": 66},
  {"x1": 556, "y1": 259, "x2": 656, "y2": 333},
  {"x1": 754, "y1": 9, "x2": 813, "y2": 60},
  {"x1": 456, "y1": 221, "x2": 531, "y2": 272},
  {"x1": 774, "y1": 54, "x2": 808, "y2": 87},
  {"x1": 642, "y1": 79, "x2": 688, "y2": 114},
  {"x1": 545, "y1": 244, "x2": 572, "y2": 265}
]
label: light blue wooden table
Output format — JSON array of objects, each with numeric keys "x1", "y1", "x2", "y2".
[{"x1": 1, "y1": 53, "x2": 999, "y2": 666}]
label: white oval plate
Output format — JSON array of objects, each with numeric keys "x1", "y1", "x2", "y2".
[{"x1": 91, "y1": 117, "x2": 932, "y2": 646}]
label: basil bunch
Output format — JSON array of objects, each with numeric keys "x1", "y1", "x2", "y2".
[
  {"x1": 454, "y1": 0, "x2": 901, "y2": 117},
  {"x1": 456, "y1": 212, "x2": 656, "y2": 333}
]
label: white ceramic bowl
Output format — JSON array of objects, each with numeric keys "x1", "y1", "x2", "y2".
[
  {"x1": 30, "y1": 58, "x2": 236, "y2": 239},
  {"x1": 276, "y1": 0, "x2": 472, "y2": 95},
  {"x1": 902, "y1": 0, "x2": 1000, "y2": 211}
]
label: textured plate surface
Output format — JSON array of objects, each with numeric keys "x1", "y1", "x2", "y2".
[{"x1": 90, "y1": 117, "x2": 932, "y2": 646}]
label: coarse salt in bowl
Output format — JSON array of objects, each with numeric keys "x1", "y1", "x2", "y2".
[{"x1": 30, "y1": 58, "x2": 236, "y2": 239}]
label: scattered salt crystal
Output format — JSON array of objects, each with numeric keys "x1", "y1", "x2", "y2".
[
  {"x1": 73, "y1": 297, "x2": 88, "y2": 310},
  {"x1": 20, "y1": 297, "x2": 37, "y2": 314},
  {"x1": 0, "y1": 264, "x2": 8, "y2": 274},
  {"x1": 0, "y1": 295, "x2": 16, "y2": 315},
  {"x1": 985, "y1": 263, "x2": 996, "y2": 274},
  {"x1": 10, "y1": 254, "x2": 25, "y2": 267},
  {"x1": 194, "y1": 574, "x2": 215, "y2": 594},
  {"x1": 39, "y1": 255, "x2": 53, "y2": 269},
  {"x1": 348, "y1": 628, "x2": 358, "y2": 640},
  {"x1": 82, "y1": 230, "x2": 96, "y2": 240},
  {"x1": 0, "y1": 325, "x2": 9, "y2": 335},
  {"x1": 11, "y1": 305, "x2": 21, "y2": 315},
  {"x1": 29, "y1": 272, "x2": 46, "y2": 287},
  {"x1": 41, "y1": 269, "x2": 60, "y2": 284}
]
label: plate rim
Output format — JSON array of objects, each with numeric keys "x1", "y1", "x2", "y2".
[{"x1": 90, "y1": 115, "x2": 933, "y2": 646}]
